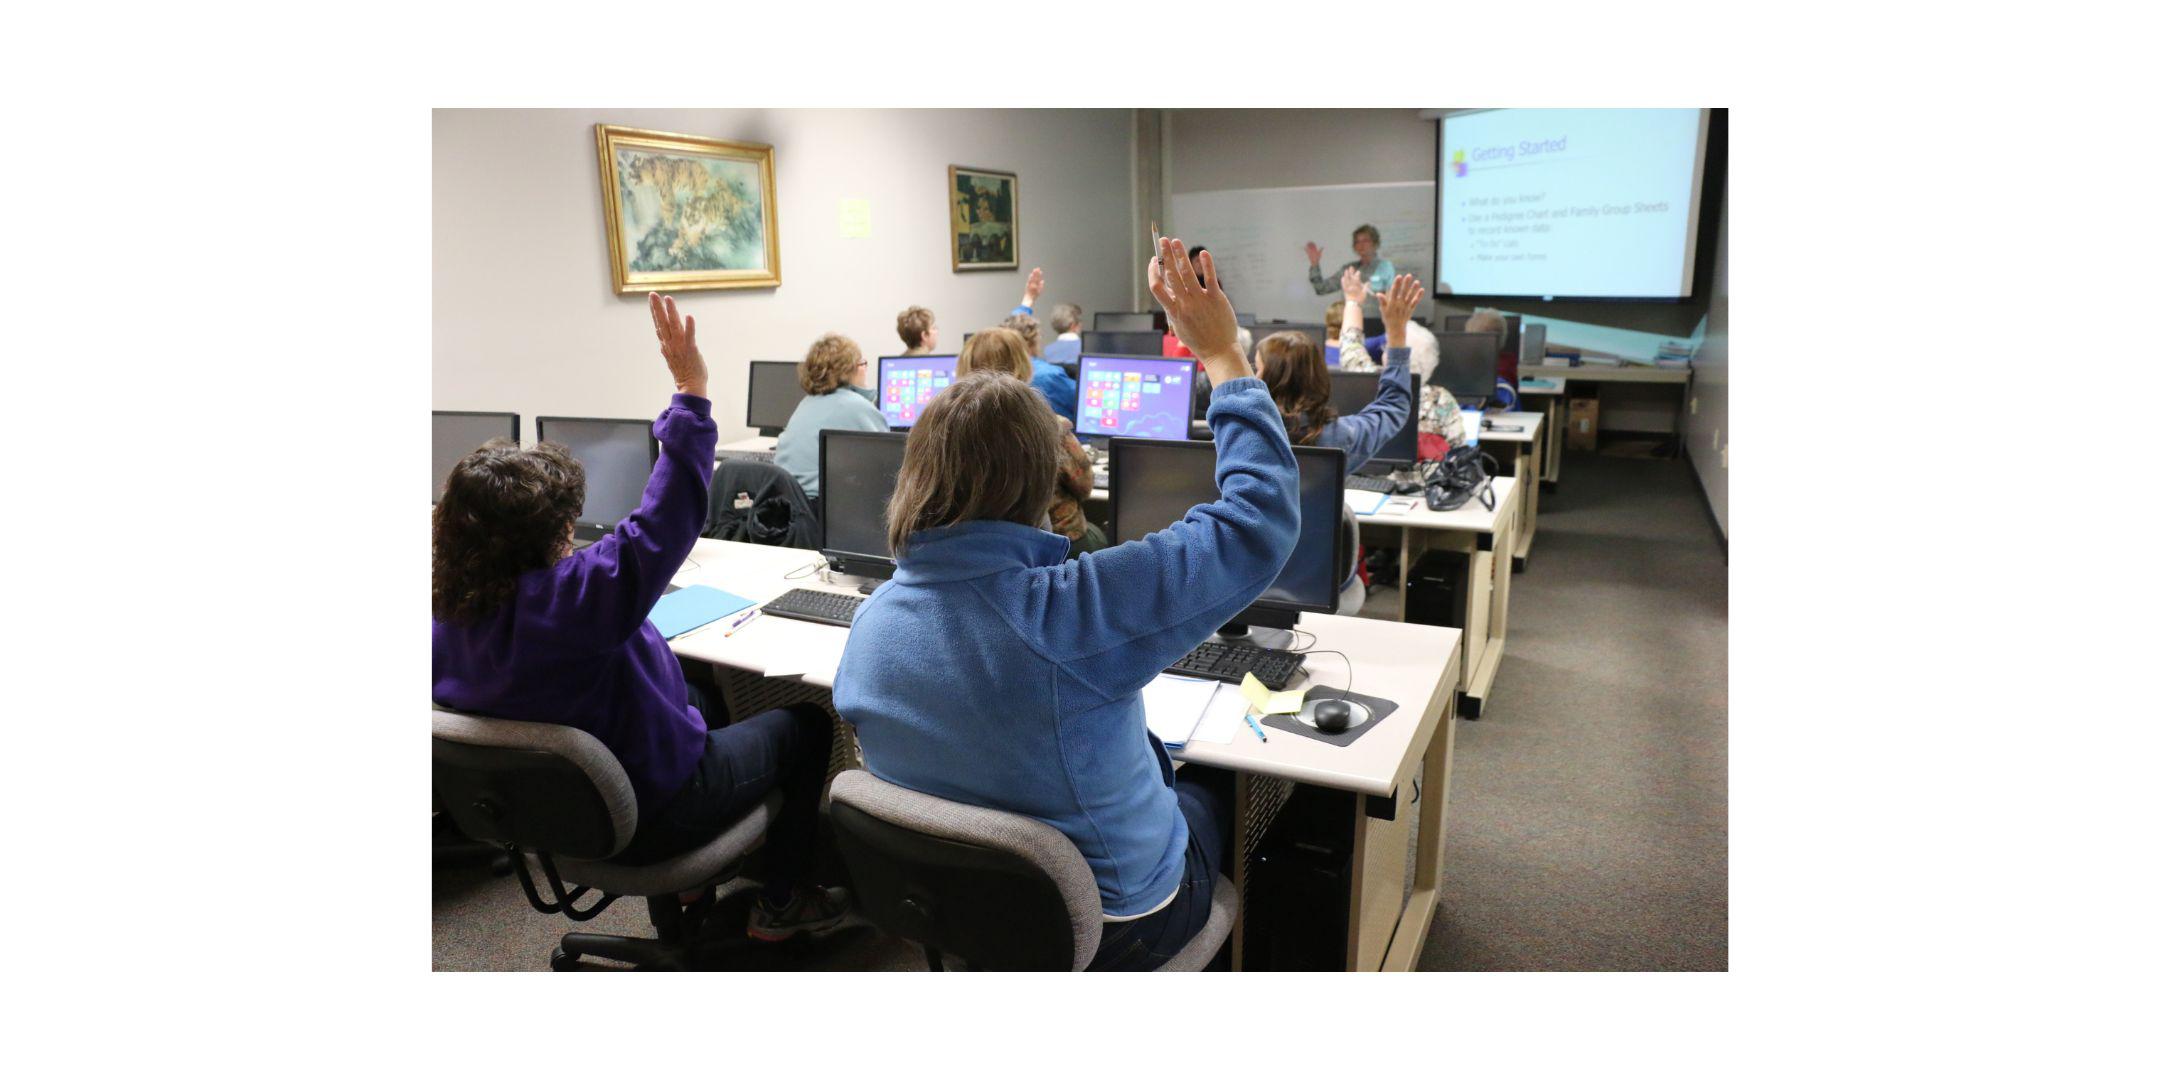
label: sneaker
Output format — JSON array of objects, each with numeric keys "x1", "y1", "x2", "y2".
[{"x1": 746, "y1": 885, "x2": 851, "y2": 942}]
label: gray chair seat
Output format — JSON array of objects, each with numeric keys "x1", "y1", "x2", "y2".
[
  {"x1": 827, "y1": 769, "x2": 1239, "y2": 971},
  {"x1": 556, "y1": 793, "x2": 777, "y2": 895}
]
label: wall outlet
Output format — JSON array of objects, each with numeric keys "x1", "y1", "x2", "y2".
[{"x1": 1690, "y1": 396, "x2": 1699, "y2": 415}]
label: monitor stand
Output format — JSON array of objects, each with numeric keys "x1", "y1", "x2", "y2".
[{"x1": 1213, "y1": 621, "x2": 1296, "y2": 652}]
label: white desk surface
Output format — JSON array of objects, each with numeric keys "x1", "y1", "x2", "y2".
[
  {"x1": 1476, "y1": 411, "x2": 1542, "y2": 444},
  {"x1": 664, "y1": 538, "x2": 1460, "y2": 797},
  {"x1": 1359, "y1": 475, "x2": 1518, "y2": 535},
  {"x1": 719, "y1": 435, "x2": 778, "y2": 453},
  {"x1": 1518, "y1": 363, "x2": 1689, "y2": 385},
  {"x1": 1518, "y1": 377, "x2": 1567, "y2": 396}
]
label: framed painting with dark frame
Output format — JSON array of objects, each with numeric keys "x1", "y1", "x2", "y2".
[
  {"x1": 596, "y1": 125, "x2": 781, "y2": 294},
  {"x1": 949, "y1": 165, "x2": 1018, "y2": 272}
]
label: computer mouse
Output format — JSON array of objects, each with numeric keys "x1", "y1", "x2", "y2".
[{"x1": 1313, "y1": 699, "x2": 1354, "y2": 734}]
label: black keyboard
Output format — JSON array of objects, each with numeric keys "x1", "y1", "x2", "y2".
[
  {"x1": 760, "y1": 588, "x2": 864, "y2": 627},
  {"x1": 1167, "y1": 640, "x2": 1304, "y2": 691},
  {"x1": 1346, "y1": 473, "x2": 1398, "y2": 493}
]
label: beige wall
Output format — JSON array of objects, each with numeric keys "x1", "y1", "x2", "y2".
[{"x1": 434, "y1": 109, "x2": 1136, "y2": 443}]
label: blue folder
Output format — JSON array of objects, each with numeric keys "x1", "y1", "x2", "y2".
[{"x1": 648, "y1": 585, "x2": 755, "y2": 639}]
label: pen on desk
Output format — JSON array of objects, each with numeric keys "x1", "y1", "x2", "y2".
[
  {"x1": 1244, "y1": 713, "x2": 1268, "y2": 743},
  {"x1": 723, "y1": 607, "x2": 761, "y2": 637}
]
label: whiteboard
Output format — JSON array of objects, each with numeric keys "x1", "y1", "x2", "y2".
[{"x1": 1168, "y1": 181, "x2": 1435, "y2": 323}]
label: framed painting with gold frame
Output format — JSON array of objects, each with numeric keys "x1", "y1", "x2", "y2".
[
  {"x1": 949, "y1": 165, "x2": 1018, "y2": 272},
  {"x1": 596, "y1": 125, "x2": 781, "y2": 293}
]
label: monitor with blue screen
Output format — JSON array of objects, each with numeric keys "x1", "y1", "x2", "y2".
[
  {"x1": 875, "y1": 354, "x2": 958, "y2": 429},
  {"x1": 1075, "y1": 355, "x2": 1196, "y2": 441}
]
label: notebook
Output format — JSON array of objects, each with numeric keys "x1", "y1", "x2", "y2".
[
  {"x1": 647, "y1": 585, "x2": 755, "y2": 639},
  {"x1": 1142, "y1": 675, "x2": 1223, "y2": 749}
]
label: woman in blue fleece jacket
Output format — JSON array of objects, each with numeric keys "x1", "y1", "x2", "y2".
[
  {"x1": 834, "y1": 241, "x2": 1300, "y2": 969},
  {"x1": 433, "y1": 294, "x2": 847, "y2": 943}
]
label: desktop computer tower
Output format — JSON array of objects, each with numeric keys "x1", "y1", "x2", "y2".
[
  {"x1": 1241, "y1": 785, "x2": 1354, "y2": 971},
  {"x1": 1405, "y1": 550, "x2": 1470, "y2": 629}
]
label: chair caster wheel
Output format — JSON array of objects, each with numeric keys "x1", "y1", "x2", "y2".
[{"x1": 550, "y1": 948, "x2": 581, "y2": 971}]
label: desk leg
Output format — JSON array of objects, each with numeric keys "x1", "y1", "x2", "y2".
[
  {"x1": 1505, "y1": 441, "x2": 1540, "y2": 573},
  {"x1": 1542, "y1": 396, "x2": 1565, "y2": 488}
]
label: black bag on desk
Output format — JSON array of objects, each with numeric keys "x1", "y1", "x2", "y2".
[
  {"x1": 1422, "y1": 444, "x2": 1497, "y2": 512},
  {"x1": 705, "y1": 460, "x2": 819, "y2": 549}
]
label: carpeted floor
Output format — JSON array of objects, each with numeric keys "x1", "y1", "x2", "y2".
[{"x1": 433, "y1": 450, "x2": 1728, "y2": 971}]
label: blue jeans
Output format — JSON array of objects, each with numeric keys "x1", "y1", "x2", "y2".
[
  {"x1": 618, "y1": 690, "x2": 832, "y2": 891},
  {"x1": 1086, "y1": 772, "x2": 1232, "y2": 971}
]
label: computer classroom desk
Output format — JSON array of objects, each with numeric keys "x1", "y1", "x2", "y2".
[
  {"x1": 719, "y1": 435, "x2": 778, "y2": 454},
  {"x1": 1518, "y1": 362, "x2": 1693, "y2": 462},
  {"x1": 1516, "y1": 377, "x2": 1566, "y2": 487},
  {"x1": 1355, "y1": 476, "x2": 1521, "y2": 721},
  {"x1": 1479, "y1": 411, "x2": 1546, "y2": 572},
  {"x1": 664, "y1": 538, "x2": 1466, "y2": 972}
]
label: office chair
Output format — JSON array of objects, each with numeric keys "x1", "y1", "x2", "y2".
[
  {"x1": 826, "y1": 770, "x2": 1237, "y2": 971},
  {"x1": 432, "y1": 708, "x2": 780, "y2": 971}
]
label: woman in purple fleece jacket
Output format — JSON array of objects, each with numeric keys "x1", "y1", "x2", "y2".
[{"x1": 432, "y1": 294, "x2": 847, "y2": 942}]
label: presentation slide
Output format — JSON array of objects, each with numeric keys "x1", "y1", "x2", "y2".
[{"x1": 1437, "y1": 109, "x2": 1708, "y2": 299}]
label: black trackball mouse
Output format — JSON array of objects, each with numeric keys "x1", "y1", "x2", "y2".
[{"x1": 1313, "y1": 699, "x2": 1353, "y2": 734}]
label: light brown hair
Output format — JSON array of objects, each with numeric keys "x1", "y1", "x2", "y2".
[
  {"x1": 799, "y1": 333, "x2": 864, "y2": 394},
  {"x1": 957, "y1": 327, "x2": 1033, "y2": 382},
  {"x1": 896, "y1": 306, "x2": 935, "y2": 350},
  {"x1": 1000, "y1": 313, "x2": 1042, "y2": 354},
  {"x1": 433, "y1": 440, "x2": 585, "y2": 625},
  {"x1": 885, "y1": 373, "x2": 1062, "y2": 556},
  {"x1": 1324, "y1": 300, "x2": 1346, "y2": 340},
  {"x1": 1256, "y1": 331, "x2": 1337, "y2": 445},
  {"x1": 1353, "y1": 224, "x2": 1380, "y2": 246},
  {"x1": 1464, "y1": 308, "x2": 1510, "y2": 349}
]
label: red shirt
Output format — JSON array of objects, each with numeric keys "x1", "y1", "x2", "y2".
[{"x1": 1162, "y1": 332, "x2": 1193, "y2": 359}]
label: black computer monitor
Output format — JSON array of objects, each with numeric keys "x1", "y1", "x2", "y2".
[
  {"x1": 1076, "y1": 355, "x2": 1198, "y2": 442},
  {"x1": 432, "y1": 411, "x2": 519, "y2": 503},
  {"x1": 535, "y1": 416, "x2": 658, "y2": 540},
  {"x1": 1327, "y1": 370, "x2": 1422, "y2": 471},
  {"x1": 874, "y1": 354, "x2": 959, "y2": 430},
  {"x1": 1442, "y1": 314, "x2": 1471, "y2": 333},
  {"x1": 1082, "y1": 330, "x2": 1164, "y2": 357},
  {"x1": 1093, "y1": 311, "x2": 1163, "y2": 333},
  {"x1": 1251, "y1": 323, "x2": 1327, "y2": 349},
  {"x1": 1519, "y1": 322, "x2": 1547, "y2": 368},
  {"x1": 746, "y1": 360, "x2": 806, "y2": 434},
  {"x1": 1433, "y1": 331, "x2": 1501, "y2": 402},
  {"x1": 1108, "y1": 439, "x2": 1345, "y2": 639},
  {"x1": 818, "y1": 429, "x2": 909, "y2": 583}
]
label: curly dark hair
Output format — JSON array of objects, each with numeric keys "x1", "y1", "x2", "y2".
[{"x1": 432, "y1": 439, "x2": 585, "y2": 624}]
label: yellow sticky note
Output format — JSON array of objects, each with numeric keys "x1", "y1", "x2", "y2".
[
  {"x1": 838, "y1": 198, "x2": 871, "y2": 238},
  {"x1": 1239, "y1": 671, "x2": 1306, "y2": 717}
]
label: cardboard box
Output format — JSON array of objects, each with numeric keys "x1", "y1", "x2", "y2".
[{"x1": 1565, "y1": 397, "x2": 1600, "y2": 451}]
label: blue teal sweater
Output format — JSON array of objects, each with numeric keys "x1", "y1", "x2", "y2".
[
  {"x1": 775, "y1": 385, "x2": 889, "y2": 497},
  {"x1": 433, "y1": 394, "x2": 717, "y2": 816},
  {"x1": 832, "y1": 378, "x2": 1300, "y2": 916}
]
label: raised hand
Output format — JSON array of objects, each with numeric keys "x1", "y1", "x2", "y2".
[
  {"x1": 1377, "y1": 274, "x2": 1426, "y2": 350},
  {"x1": 1340, "y1": 266, "x2": 1369, "y2": 307},
  {"x1": 648, "y1": 292, "x2": 709, "y2": 399},
  {"x1": 1023, "y1": 266, "x2": 1045, "y2": 307},
  {"x1": 1149, "y1": 238, "x2": 1250, "y2": 385},
  {"x1": 1304, "y1": 241, "x2": 1324, "y2": 268}
]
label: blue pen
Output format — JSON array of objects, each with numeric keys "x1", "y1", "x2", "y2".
[{"x1": 1244, "y1": 713, "x2": 1268, "y2": 743}]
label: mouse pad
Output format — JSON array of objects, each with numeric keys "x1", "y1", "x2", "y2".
[{"x1": 1261, "y1": 686, "x2": 1399, "y2": 747}]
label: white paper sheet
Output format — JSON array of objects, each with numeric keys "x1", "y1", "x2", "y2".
[
  {"x1": 1142, "y1": 675, "x2": 1221, "y2": 746},
  {"x1": 1188, "y1": 684, "x2": 1250, "y2": 745}
]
